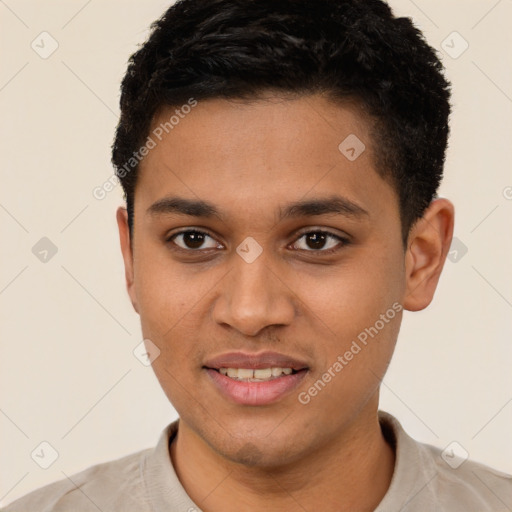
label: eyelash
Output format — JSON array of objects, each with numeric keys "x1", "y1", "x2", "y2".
[{"x1": 166, "y1": 228, "x2": 350, "y2": 256}]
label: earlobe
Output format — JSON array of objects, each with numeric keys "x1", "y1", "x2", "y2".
[
  {"x1": 403, "y1": 198, "x2": 455, "y2": 312},
  {"x1": 116, "y1": 206, "x2": 139, "y2": 314}
]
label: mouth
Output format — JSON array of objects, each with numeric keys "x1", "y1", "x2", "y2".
[{"x1": 203, "y1": 351, "x2": 309, "y2": 406}]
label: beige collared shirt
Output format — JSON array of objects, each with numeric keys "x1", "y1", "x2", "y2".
[{"x1": 3, "y1": 411, "x2": 511, "y2": 511}]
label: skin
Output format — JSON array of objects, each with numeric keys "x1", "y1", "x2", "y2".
[{"x1": 116, "y1": 93, "x2": 454, "y2": 511}]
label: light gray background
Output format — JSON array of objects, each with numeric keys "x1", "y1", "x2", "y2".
[{"x1": 1, "y1": 0, "x2": 511, "y2": 506}]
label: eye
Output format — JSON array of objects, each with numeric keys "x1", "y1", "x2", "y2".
[
  {"x1": 291, "y1": 230, "x2": 348, "y2": 254},
  {"x1": 168, "y1": 229, "x2": 221, "y2": 251}
]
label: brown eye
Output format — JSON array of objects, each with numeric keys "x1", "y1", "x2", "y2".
[
  {"x1": 292, "y1": 230, "x2": 347, "y2": 253},
  {"x1": 169, "y1": 230, "x2": 219, "y2": 250},
  {"x1": 304, "y1": 232, "x2": 328, "y2": 250}
]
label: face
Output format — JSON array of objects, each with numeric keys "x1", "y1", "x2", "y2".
[{"x1": 119, "y1": 94, "x2": 409, "y2": 467}]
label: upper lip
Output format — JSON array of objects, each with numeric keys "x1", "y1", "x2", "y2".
[{"x1": 203, "y1": 351, "x2": 309, "y2": 370}]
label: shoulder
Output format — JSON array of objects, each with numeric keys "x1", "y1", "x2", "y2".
[
  {"x1": 378, "y1": 411, "x2": 512, "y2": 512},
  {"x1": 1, "y1": 448, "x2": 152, "y2": 512},
  {"x1": 425, "y1": 442, "x2": 512, "y2": 511}
]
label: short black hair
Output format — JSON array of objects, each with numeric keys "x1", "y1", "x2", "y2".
[{"x1": 112, "y1": 0, "x2": 451, "y2": 242}]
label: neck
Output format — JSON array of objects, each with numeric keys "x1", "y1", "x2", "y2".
[{"x1": 170, "y1": 400, "x2": 395, "y2": 512}]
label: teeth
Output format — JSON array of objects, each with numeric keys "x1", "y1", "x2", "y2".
[
  {"x1": 217, "y1": 367, "x2": 295, "y2": 381},
  {"x1": 254, "y1": 368, "x2": 272, "y2": 379},
  {"x1": 237, "y1": 368, "x2": 254, "y2": 379}
]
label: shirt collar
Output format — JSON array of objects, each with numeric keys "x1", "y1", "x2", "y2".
[
  {"x1": 375, "y1": 411, "x2": 438, "y2": 512},
  {"x1": 142, "y1": 419, "x2": 200, "y2": 511}
]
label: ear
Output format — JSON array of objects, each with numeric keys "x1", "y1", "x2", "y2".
[
  {"x1": 403, "y1": 198, "x2": 455, "y2": 311},
  {"x1": 116, "y1": 206, "x2": 139, "y2": 314}
]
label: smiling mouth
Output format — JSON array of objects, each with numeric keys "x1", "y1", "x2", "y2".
[
  {"x1": 202, "y1": 351, "x2": 310, "y2": 404},
  {"x1": 207, "y1": 367, "x2": 302, "y2": 382},
  {"x1": 203, "y1": 359, "x2": 309, "y2": 405}
]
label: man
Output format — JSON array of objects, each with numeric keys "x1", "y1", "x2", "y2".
[{"x1": 4, "y1": 0, "x2": 511, "y2": 510}]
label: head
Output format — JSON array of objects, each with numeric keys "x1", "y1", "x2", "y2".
[{"x1": 113, "y1": 0, "x2": 454, "y2": 467}]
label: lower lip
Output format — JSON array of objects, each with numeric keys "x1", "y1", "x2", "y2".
[{"x1": 205, "y1": 368, "x2": 308, "y2": 406}]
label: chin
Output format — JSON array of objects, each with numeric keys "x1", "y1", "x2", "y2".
[
  {"x1": 201, "y1": 422, "x2": 309, "y2": 470},
  {"x1": 221, "y1": 438, "x2": 301, "y2": 469}
]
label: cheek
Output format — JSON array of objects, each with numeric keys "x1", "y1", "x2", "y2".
[
  {"x1": 301, "y1": 250, "x2": 404, "y2": 336},
  {"x1": 293, "y1": 245, "x2": 405, "y2": 409},
  {"x1": 132, "y1": 244, "x2": 225, "y2": 378},
  {"x1": 133, "y1": 253, "x2": 208, "y2": 404},
  {"x1": 133, "y1": 242, "x2": 204, "y2": 333}
]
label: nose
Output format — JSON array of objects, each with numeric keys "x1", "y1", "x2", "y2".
[{"x1": 212, "y1": 251, "x2": 296, "y2": 337}]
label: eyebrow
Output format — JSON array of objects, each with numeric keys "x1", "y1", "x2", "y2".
[{"x1": 146, "y1": 195, "x2": 369, "y2": 221}]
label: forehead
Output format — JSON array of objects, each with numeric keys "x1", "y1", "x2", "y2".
[{"x1": 135, "y1": 94, "x2": 397, "y2": 224}]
